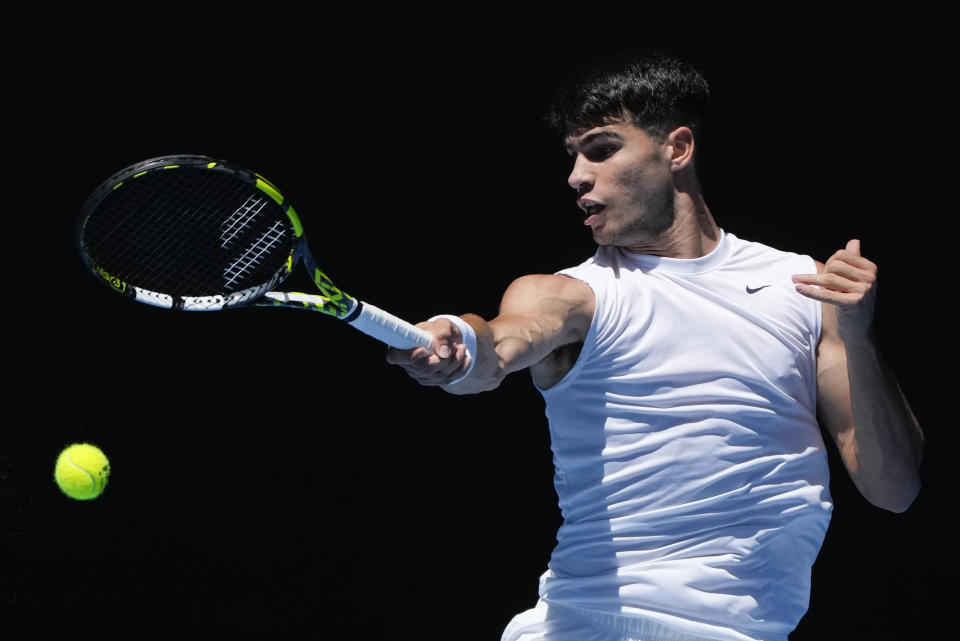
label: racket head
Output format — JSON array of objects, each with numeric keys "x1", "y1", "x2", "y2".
[{"x1": 76, "y1": 155, "x2": 305, "y2": 311}]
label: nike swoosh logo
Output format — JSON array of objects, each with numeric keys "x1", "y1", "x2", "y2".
[{"x1": 745, "y1": 284, "x2": 773, "y2": 294}]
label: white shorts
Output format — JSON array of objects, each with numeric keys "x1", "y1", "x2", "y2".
[{"x1": 501, "y1": 600, "x2": 646, "y2": 641}]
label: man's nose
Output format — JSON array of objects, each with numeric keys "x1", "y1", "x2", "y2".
[{"x1": 567, "y1": 155, "x2": 594, "y2": 195}]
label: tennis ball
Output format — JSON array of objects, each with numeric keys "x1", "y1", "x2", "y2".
[{"x1": 54, "y1": 443, "x2": 110, "y2": 500}]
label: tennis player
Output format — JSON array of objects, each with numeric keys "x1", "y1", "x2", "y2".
[{"x1": 387, "y1": 51, "x2": 923, "y2": 641}]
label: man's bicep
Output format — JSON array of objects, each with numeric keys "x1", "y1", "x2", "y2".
[{"x1": 490, "y1": 274, "x2": 595, "y2": 375}]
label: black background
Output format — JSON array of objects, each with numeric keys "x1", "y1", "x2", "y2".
[{"x1": 2, "y1": 4, "x2": 954, "y2": 638}]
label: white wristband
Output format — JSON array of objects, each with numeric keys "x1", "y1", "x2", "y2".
[{"x1": 429, "y1": 314, "x2": 477, "y2": 386}]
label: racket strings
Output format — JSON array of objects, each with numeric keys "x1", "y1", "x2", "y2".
[
  {"x1": 103, "y1": 172, "x2": 233, "y2": 292},
  {"x1": 219, "y1": 194, "x2": 269, "y2": 249},
  {"x1": 81, "y1": 168, "x2": 295, "y2": 297},
  {"x1": 222, "y1": 217, "x2": 287, "y2": 289}
]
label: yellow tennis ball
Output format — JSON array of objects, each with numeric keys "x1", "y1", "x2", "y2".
[{"x1": 54, "y1": 443, "x2": 110, "y2": 500}]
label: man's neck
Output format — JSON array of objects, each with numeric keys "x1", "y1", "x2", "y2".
[{"x1": 623, "y1": 190, "x2": 720, "y2": 259}]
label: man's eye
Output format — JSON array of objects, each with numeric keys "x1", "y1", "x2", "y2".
[{"x1": 585, "y1": 145, "x2": 617, "y2": 161}]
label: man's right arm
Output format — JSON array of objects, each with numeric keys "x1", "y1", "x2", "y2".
[{"x1": 385, "y1": 274, "x2": 595, "y2": 394}]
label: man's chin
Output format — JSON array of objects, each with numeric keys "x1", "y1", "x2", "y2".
[{"x1": 592, "y1": 227, "x2": 617, "y2": 247}]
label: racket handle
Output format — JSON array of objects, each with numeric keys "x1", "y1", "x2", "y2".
[{"x1": 348, "y1": 301, "x2": 435, "y2": 351}]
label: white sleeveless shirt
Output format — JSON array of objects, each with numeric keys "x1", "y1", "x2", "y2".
[{"x1": 536, "y1": 231, "x2": 833, "y2": 641}]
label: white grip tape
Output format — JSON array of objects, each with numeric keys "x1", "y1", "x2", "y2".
[
  {"x1": 347, "y1": 302, "x2": 434, "y2": 350},
  {"x1": 428, "y1": 314, "x2": 477, "y2": 386}
]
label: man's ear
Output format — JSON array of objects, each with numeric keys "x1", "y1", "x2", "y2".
[{"x1": 667, "y1": 126, "x2": 695, "y2": 171}]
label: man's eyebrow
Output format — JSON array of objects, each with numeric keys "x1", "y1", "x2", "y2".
[{"x1": 564, "y1": 130, "x2": 624, "y2": 154}]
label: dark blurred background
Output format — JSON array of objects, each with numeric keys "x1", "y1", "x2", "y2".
[{"x1": 2, "y1": 4, "x2": 954, "y2": 638}]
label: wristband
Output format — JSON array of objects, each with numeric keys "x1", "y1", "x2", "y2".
[{"x1": 429, "y1": 314, "x2": 477, "y2": 385}]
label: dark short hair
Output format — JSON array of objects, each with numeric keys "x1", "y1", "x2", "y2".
[{"x1": 547, "y1": 50, "x2": 711, "y2": 140}]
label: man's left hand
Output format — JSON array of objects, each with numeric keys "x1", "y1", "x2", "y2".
[{"x1": 792, "y1": 239, "x2": 878, "y2": 342}]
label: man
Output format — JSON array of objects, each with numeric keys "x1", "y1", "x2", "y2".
[{"x1": 387, "y1": 52, "x2": 924, "y2": 641}]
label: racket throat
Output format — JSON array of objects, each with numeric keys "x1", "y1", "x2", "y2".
[{"x1": 343, "y1": 301, "x2": 363, "y2": 323}]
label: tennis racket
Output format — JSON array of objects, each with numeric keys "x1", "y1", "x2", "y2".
[{"x1": 76, "y1": 154, "x2": 434, "y2": 351}]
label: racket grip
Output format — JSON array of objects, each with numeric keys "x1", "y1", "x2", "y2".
[{"x1": 348, "y1": 301, "x2": 435, "y2": 351}]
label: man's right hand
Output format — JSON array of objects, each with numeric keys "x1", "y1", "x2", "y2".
[{"x1": 385, "y1": 316, "x2": 473, "y2": 388}]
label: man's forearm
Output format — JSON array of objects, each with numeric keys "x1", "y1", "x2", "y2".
[{"x1": 844, "y1": 334, "x2": 924, "y2": 512}]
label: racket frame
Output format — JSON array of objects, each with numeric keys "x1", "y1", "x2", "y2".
[{"x1": 76, "y1": 155, "x2": 434, "y2": 351}]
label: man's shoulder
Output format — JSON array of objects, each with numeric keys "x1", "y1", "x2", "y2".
[
  {"x1": 725, "y1": 232, "x2": 814, "y2": 267},
  {"x1": 506, "y1": 272, "x2": 595, "y2": 303}
]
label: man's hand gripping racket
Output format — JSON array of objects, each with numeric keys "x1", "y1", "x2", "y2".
[{"x1": 76, "y1": 154, "x2": 435, "y2": 351}]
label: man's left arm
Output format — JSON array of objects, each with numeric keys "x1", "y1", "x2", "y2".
[{"x1": 793, "y1": 239, "x2": 924, "y2": 513}]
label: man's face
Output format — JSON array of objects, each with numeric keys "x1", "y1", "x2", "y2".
[{"x1": 564, "y1": 120, "x2": 676, "y2": 250}]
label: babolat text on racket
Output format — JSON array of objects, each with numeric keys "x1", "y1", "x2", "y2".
[{"x1": 76, "y1": 154, "x2": 434, "y2": 350}]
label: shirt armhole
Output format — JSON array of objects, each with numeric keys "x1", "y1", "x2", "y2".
[{"x1": 536, "y1": 272, "x2": 602, "y2": 397}]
